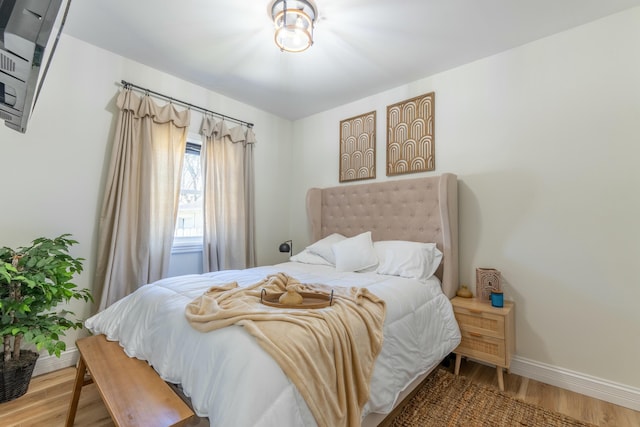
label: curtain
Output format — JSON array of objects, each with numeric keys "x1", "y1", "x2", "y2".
[
  {"x1": 200, "y1": 116, "x2": 257, "y2": 271},
  {"x1": 94, "y1": 89, "x2": 190, "y2": 310}
]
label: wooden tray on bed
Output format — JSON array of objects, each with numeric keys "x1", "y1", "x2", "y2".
[{"x1": 260, "y1": 289, "x2": 334, "y2": 309}]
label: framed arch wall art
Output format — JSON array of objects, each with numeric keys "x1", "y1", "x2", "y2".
[
  {"x1": 386, "y1": 92, "x2": 435, "y2": 176},
  {"x1": 339, "y1": 110, "x2": 376, "y2": 183}
]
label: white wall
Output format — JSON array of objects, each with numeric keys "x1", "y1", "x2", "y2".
[
  {"x1": 0, "y1": 34, "x2": 293, "y2": 362},
  {"x1": 289, "y1": 7, "x2": 640, "y2": 392}
]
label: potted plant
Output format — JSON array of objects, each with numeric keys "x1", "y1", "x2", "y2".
[{"x1": 0, "y1": 234, "x2": 92, "y2": 402}]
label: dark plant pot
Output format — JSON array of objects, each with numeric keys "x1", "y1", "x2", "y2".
[{"x1": 0, "y1": 350, "x2": 39, "y2": 403}]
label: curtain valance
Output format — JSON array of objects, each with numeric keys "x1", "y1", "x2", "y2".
[
  {"x1": 200, "y1": 116, "x2": 256, "y2": 144},
  {"x1": 117, "y1": 90, "x2": 191, "y2": 127}
]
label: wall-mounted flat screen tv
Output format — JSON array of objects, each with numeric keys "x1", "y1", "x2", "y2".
[{"x1": 1, "y1": 0, "x2": 71, "y2": 133}]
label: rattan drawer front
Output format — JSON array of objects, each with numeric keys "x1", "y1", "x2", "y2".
[
  {"x1": 454, "y1": 307, "x2": 505, "y2": 339},
  {"x1": 456, "y1": 331, "x2": 507, "y2": 367}
]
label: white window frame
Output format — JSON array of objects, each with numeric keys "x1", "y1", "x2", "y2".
[{"x1": 172, "y1": 136, "x2": 203, "y2": 254}]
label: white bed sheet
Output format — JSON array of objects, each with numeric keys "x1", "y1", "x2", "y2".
[{"x1": 85, "y1": 262, "x2": 461, "y2": 426}]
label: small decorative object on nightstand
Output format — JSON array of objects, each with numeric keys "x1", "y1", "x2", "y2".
[
  {"x1": 490, "y1": 290, "x2": 504, "y2": 307},
  {"x1": 476, "y1": 267, "x2": 501, "y2": 301},
  {"x1": 451, "y1": 296, "x2": 515, "y2": 392},
  {"x1": 456, "y1": 285, "x2": 473, "y2": 298}
]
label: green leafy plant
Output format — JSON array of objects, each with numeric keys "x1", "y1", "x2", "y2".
[{"x1": 0, "y1": 234, "x2": 93, "y2": 362}]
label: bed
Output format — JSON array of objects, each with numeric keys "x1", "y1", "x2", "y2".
[{"x1": 85, "y1": 173, "x2": 461, "y2": 427}]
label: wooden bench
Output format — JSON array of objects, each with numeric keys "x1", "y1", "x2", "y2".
[{"x1": 66, "y1": 334, "x2": 195, "y2": 427}]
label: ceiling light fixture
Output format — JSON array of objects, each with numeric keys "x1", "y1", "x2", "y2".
[{"x1": 270, "y1": 0, "x2": 317, "y2": 53}]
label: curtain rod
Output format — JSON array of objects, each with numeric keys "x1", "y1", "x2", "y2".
[{"x1": 120, "y1": 80, "x2": 254, "y2": 128}]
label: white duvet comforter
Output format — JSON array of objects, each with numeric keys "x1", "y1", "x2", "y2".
[{"x1": 85, "y1": 262, "x2": 461, "y2": 426}]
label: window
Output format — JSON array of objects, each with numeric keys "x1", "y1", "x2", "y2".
[{"x1": 173, "y1": 141, "x2": 203, "y2": 252}]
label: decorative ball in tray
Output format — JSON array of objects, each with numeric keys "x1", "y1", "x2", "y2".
[{"x1": 260, "y1": 286, "x2": 334, "y2": 309}]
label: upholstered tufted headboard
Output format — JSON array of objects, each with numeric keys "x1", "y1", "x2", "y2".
[{"x1": 306, "y1": 174, "x2": 458, "y2": 299}]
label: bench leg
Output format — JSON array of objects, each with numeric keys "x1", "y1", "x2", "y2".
[{"x1": 66, "y1": 356, "x2": 87, "y2": 427}]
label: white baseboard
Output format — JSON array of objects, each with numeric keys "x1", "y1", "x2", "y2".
[
  {"x1": 510, "y1": 355, "x2": 640, "y2": 412},
  {"x1": 32, "y1": 347, "x2": 79, "y2": 377}
]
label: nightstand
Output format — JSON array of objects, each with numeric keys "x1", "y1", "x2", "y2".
[{"x1": 451, "y1": 297, "x2": 515, "y2": 391}]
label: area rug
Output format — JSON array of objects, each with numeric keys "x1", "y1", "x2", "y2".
[{"x1": 390, "y1": 368, "x2": 596, "y2": 427}]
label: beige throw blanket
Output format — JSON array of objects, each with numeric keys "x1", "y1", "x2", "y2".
[{"x1": 185, "y1": 272, "x2": 386, "y2": 427}]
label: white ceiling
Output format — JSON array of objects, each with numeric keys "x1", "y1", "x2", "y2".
[{"x1": 63, "y1": 0, "x2": 640, "y2": 120}]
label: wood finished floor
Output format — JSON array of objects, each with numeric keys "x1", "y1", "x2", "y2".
[{"x1": 1, "y1": 359, "x2": 638, "y2": 427}]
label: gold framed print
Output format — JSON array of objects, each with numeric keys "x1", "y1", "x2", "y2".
[
  {"x1": 386, "y1": 92, "x2": 435, "y2": 176},
  {"x1": 339, "y1": 110, "x2": 376, "y2": 182}
]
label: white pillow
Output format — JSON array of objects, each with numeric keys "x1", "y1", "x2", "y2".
[
  {"x1": 289, "y1": 249, "x2": 333, "y2": 266},
  {"x1": 374, "y1": 240, "x2": 443, "y2": 282},
  {"x1": 306, "y1": 233, "x2": 346, "y2": 265},
  {"x1": 332, "y1": 231, "x2": 378, "y2": 272}
]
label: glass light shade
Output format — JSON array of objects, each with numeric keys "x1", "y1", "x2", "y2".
[{"x1": 270, "y1": 0, "x2": 316, "y2": 53}]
